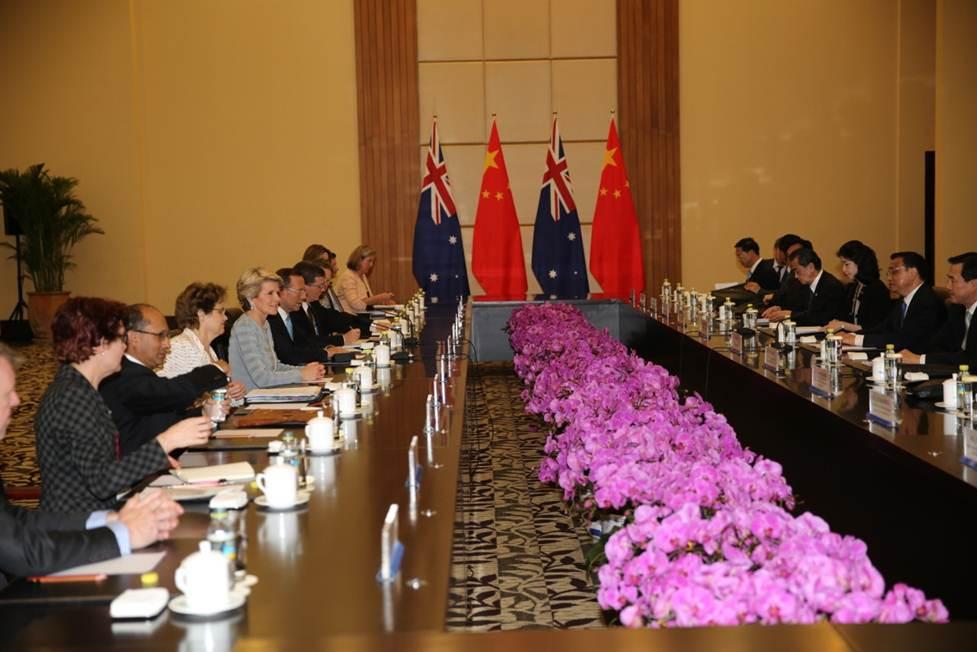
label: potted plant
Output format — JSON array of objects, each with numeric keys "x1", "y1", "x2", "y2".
[{"x1": 0, "y1": 163, "x2": 103, "y2": 341}]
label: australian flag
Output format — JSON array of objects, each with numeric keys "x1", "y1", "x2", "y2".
[
  {"x1": 412, "y1": 118, "x2": 470, "y2": 305},
  {"x1": 531, "y1": 116, "x2": 590, "y2": 299}
]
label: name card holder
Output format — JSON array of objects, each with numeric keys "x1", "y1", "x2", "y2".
[
  {"x1": 730, "y1": 331, "x2": 744, "y2": 356},
  {"x1": 810, "y1": 365, "x2": 835, "y2": 398},
  {"x1": 377, "y1": 504, "x2": 403, "y2": 584},
  {"x1": 763, "y1": 345, "x2": 781, "y2": 373},
  {"x1": 406, "y1": 436, "x2": 422, "y2": 488},
  {"x1": 699, "y1": 314, "x2": 711, "y2": 340},
  {"x1": 867, "y1": 389, "x2": 900, "y2": 428},
  {"x1": 961, "y1": 426, "x2": 977, "y2": 470}
]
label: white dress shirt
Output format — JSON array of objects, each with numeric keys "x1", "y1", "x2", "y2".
[{"x1": 158, "y1": 328, "x2": 222, "y2": 378}]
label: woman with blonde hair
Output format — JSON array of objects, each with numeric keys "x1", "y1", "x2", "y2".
[
  {"x1": 335, "y1": 244, "x2": 395, "y2": 314},
  {"x1": 228, "y1": 267, "x2": 324, "y2": 390}
]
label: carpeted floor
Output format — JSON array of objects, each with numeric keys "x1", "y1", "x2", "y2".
[
  {"x1": 0, "y1": 351, "x2": 604, "y2": 629},
  {"x1": 0, "y1": 342, "x2": 57, "y2": 503},
  {"x1": 447, "y1": 362, "x2": 603, "y2": 630}
]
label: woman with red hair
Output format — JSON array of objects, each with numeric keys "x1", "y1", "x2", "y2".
[{"x1": 35, "y1": 298, "x2": 212, "y2": 513}]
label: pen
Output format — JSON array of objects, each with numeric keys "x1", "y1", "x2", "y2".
[{"x1": 28, "y1": 573, "x2": 108, "y2": 584}]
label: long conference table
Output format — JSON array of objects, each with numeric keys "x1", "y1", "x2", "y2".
[{"x1": 3, "y1": 301, "x2": 977, "y2": 650}]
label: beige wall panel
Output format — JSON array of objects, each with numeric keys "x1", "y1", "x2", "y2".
[
  {"x1": 897, "y1": 0, "x2": 935, "y2": 254},
  {"x1": 552, "y1": 59, "x2": 617, "y2": 141},
  {"x1": 562, "y1": 141, "x2": 608, "y2": 226},
  {"x1": 680, "y1": 0, "x2": 899, "y2": 289},
  {"x1": 417, "y1": 0, "x2": 483, "y2": 61},
  {"x1": 935, "y1": 0, "x2": 977, "y2": 267},
  {"x1": 0, "y1": 0, "x2": 146, "y2": 308},
  {"x1": 133, "y1": 0, "x2": 361, "y2": 309},
  {"x1": 485, "y1": 62, "x2": 552, "y2": 142},
  {"x1": 422, "y1": 144, "x2": 489, "y2": 227},
  {"x1": 483, "y1": 0, "x2": 550, "y2": 60},
  {"x1": 458, "y1": 226, "x2": 484, "y2": 295},
  {"x1": 418, "y1": 63, "x2": 485, "y2": 144},
  {"x1": 551, "y1": 0, "x2": 616, "y2": 58}
]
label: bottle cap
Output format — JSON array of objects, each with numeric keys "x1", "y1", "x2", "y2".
[{"x1": 140, "y1": 572, "x2": 159, "y2": 587}]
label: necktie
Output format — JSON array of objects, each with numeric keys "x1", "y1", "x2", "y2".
[
  {"x1": 808, "y1": 288, "x2": 815, "y2": 309},
  {"x1": 964, "y1": 309, "x2": 973, "y2": 350},
  {"x1": 285, "y1": 314, "x2": 294, "y2": 339},
  {"x1": 306, "y1": 306, "x2": 318, "y2": 336},
  {"x1": 900, "y1": 301, "x2": 908, "y2": 326}
]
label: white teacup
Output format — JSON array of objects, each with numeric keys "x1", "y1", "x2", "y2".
[
  {"x1": 175, "y1": 541, "x2": 233, "y2": 611},
  {"x1": 305, "y1": 411, "x2": 335, "y2": 452},
  {"x1": 375, "y1": 344, "x2": 390, "y2": 367},
  {"x1": 358, "y1": 366, "x2": 374, "y2": 391},
  {"x1": 336, "y1": 387, "x2": 357, "y2": 416},
  {"x1": 255, "y1": 463, "x2": 298, "y2": 508}
]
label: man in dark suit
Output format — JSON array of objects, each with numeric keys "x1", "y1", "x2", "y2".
[
  {"x1": 269, "y1": 268, "x2": 352, "y2": 366},
  {"x1": 100, "y1": 304, "x2": 228, "y2": 455},
  {"x1": 292, "y1": 260, "x2": 360, "y2": 344},
  {"x1": 762, "y1": 236, "x2": 812, "y2": 315},
  {"x1": 902, "y1": 252, "x2": 977, "y2": 366},
  {"x1": 0, "y1": 345, "x2": 182, "y2": 587},
  {"x1": 841, "y1": 252, "x2": 946, "y2": 352},
  {"x1": 736, "y1": 237, "x2": 780, "y2": 293},
  {"x1": 765, "y1": 248, "x2": 846, "y2": 326}
]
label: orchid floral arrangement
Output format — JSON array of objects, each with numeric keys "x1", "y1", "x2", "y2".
[{"x1": 507, "y1": 303, "x2": 947, "y2": 627}]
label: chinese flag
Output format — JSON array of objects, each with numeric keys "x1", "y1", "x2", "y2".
[
  {"x1": 471, "y1": 119, "x2": 528, "y2": 298},
  {"x1": 589, "y1": 117, "x2": 645, "y2": 299}
]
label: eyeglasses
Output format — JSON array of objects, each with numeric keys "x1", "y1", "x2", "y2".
[
  {"x1": 886, "y1": 266, "x2": 907, "y2": 278},
  {"x1": 130, "y1": 328, "x2": 170, "y2": 341}
]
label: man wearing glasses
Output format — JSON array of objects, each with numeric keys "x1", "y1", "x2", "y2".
[
  {"x1": 901, "y1": 252, "x2": 977, "y2": 366},
  {"x1": 839, "y1": 252, "x2": 946, "y2": 352},
  {"x1": 100, "y1": 304, "x2": 228, "y2": 455}
]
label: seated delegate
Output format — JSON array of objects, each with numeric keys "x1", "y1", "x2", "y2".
[
  {"x1": 762, "y1": 236, "x2": 811, "y2": 312},
  {"x1": 36, "y1": 298, "x2": 212, "y2": 513},
  {"x1": 100, "y1": 303, "x2": 230, "y2": 454},
  {"x1": 228, "y1": 267, "x2": 325, "y2": 391},
  {"x1": 268, "y1": 267, "x2": 351, "y2": 365},
  {"x1": 901, "y1": 252, "x2": 977, "y2": 366},
  {"x1": 825, "y1": 240, "x2": 892, "y2": 334},
  {"x1": 335, "y1": 245, "x2": 395, "y2": 314},
  {"x1": 295, "y1": 259, "x2": 360, "y2": 336},
  {"x1": 762, "y1": 247, "x2": 846, "y2": 326},
  {"x1": 735, "y1": 237, "x2": 780, "y2": 294},
  {"x1": 158, "y1": 282, "x2": 247, "y2": 405},
  {"x1": 0, "y1": 344, "x2": 183, "y2": 587},
  {"x1": 839, "y1": 252, "x2": 945, "y2": 351}
]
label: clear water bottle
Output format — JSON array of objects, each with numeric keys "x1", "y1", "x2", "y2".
[
  {"x1": 280, "y1": 432, "x2": 300, "y2": 471},
  {"x1": 207, "y1": 509, "x2": 238, "y2": 580},
  {"x1": 884, "y1": 344, "x2": 901, "y2": 389},
  {"x1": 958, "y1": 365, "x2": 974, "y2": 419}
]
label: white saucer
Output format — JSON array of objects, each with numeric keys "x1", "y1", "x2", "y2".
[
  {"x1": 308, "y1": 446, "x2": 342, "y2": 456},
  {"x1": 935, "y1": 401, "x2": 959, "y2": 411},
  {"x1": 169, "y1": 590, "x2": 246, "y2": 617},
  {"x1": 255, "y1": 490, "x2": 311, "y2": 510},
  {"x1": 359, "y1": 383, "x2": 381, "y2": 393}
]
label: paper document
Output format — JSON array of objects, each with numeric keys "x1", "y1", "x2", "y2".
[
  {"x1": 53, "y1": 552, "x2": 165, "y2": 577},
  {"x1": 795, "y1": 326, "x2": 823, "y2": 335},
  {"x1": 213, "y1": 428, "x2": 283, "y2": 440},
  {"x1": 246, "y1": 386, "x2": 320, "y2": 402},
  {"x1": 799, "y1": 335, "x2": 818, "y2": 344},
  {"x1": 713, "y1": 282, "x2": 740, "y2": 290},
  {"x1": 241, "y1": 402, "x2": 309, "y2": 410},
  {"x1": 173, "y1": 462, "x2": 255, "y2": 484},
  {"x1": 846, "y1": 352, "x2": 869, "y2": 361}
]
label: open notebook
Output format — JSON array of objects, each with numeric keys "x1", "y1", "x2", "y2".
[
  {"x1": 171, "y1": 461, "x2": 255, "y2": 484},
  {"x1": 246, "y1": 386, "x2": 321, "y2": 403}
]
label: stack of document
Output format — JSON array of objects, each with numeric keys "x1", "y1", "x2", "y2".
[
  {"x1": 171, "y1": 462, "x2": 255, "y2": 484},
  {"x1": 246, "y1": 386, "x2": 321, "y2": 403}
]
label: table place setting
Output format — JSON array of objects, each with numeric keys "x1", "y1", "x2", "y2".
[{"x1": 169, "y1": 542, "x2": 248, "y2": 618}]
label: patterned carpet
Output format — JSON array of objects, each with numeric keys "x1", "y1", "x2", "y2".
[
  {"x1": 447, "y1": 362, "x2": 603, "y2": 630},
  {"x1": 0, "y1": 350, "x2": 604, "y2": 629},
  {"x1": 0, "y1": 342, "x2": 56, "y2": 503}
]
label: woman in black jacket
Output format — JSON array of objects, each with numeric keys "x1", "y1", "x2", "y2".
[{"x1": 827, "y1": 240, "x2": 892, "y2": 333}]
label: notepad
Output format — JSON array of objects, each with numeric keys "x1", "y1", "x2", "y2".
[
  {"x1": 52, "y1": 552, "x2": 165, "y2": 577},
  {"x1": 246, "y1": 386, "x2": 321, "y2": 403},
  {"x1": 172, "y1": 462, "x2": 255, "y2": 484},
  {"x1": 795, "y1": 326, "x2": 823, "y2": 335},
  {"x1": 213, "y1": 428, "x2": 284, "y2": 439}
]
